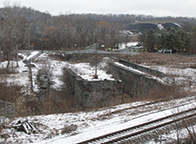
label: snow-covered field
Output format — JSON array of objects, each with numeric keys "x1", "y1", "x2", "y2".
[{"x1": 1, "y1": 50, "x2": 196, "y2": 143}]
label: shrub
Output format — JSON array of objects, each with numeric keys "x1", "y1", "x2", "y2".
[
  {"x1": 61, "y1": 124, "x2": 78, "y2": 135},
  {"x1": 0, "y1": 82, "x2": 23, "y2": 103}
]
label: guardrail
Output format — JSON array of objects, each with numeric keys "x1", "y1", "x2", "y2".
[{"x1": 0, "y1": 100, "x2": 15, "y2": 126}]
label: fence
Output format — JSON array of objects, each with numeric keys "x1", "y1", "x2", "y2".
[{"x1": 0, "y1": 100, "x2": 15, "y2": 126}]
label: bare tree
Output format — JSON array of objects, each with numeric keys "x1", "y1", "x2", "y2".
[{"x1": 2, "y1": 3, "x2": 26, "y2": 71}]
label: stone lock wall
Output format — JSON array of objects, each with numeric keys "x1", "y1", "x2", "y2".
[
  {"x1": 65, "y1": 68, "x2": 122, "y2": 108},
  {"x1": 109, "y1": 62, "x2": 164, "y2": 97},
  {"x1": 119, "y1": 59, "x2": 165, "y2": 78},
  {"x1": 65, "y1": 59, "x2": 170, "y2": 107}
]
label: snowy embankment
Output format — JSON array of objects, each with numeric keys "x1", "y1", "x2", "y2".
[
  {"x1": 114, "y1": 62, "x2": 173, "y2": 85},
  {"x1": 1, "y1": 51, "x2": 196, "y2": 143},
  {"x1": 145, "y1": 65, "x2": 196, "y2": 92},
  {"x1": 0, "y1": 51, "x2": 114, "y2": 92},
  {"x1": 1, "y1": 95, "x2": 196, "y2": 144},
  {"x1": 69, "y1": 59, "x2": 115, "y2": 81}
]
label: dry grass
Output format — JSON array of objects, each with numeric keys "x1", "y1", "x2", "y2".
[
  {"x1": 3, "y1": 52, "x2": 195, "y2": 115},
  {"x1": 140, "y1": 84, "x2": 185, "y2": 101},
  {"x1": 61, "y1": 124, "x2": 78, "y2": 135},
  {"x1": 118, "y1": 53, "x2": 196, "y2": 68},
  {"x1": 49, "y1": 53, "x2": 109, "y2": 66},
  {"x1": 51, "y1": 52, "x2": 196, "y2": 69},
  {"x1": 0, "y1": 82, "x2": 23, "y2": 103}
]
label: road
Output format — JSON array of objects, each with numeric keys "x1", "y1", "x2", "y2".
[{"x1": 19, "y1": 49, "x2": 140, "y2": 55}]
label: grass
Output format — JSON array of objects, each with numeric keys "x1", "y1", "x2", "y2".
[
  {"x1": 1, "y1": 52, "x2": 195, "y2": 116},
  {"x1": 49, "y1": 53, "x2": 109, "y2": 66},
  {"x1": 117, "y1": 52, "x2": 196, "y2": 68}
]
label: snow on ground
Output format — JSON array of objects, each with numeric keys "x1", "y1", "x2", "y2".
[
  {"x1": 1, "y1": 51, "x2": 196, "y2": 143},
  {"x1": 119, "y1": 42, "x2": 138, "y2": 50},
  {"x1": 0, "y1": 51, "x2": 114, "y2": 92},
  {"x1": 145, "y1": 65, "x2": 196, "y2": 91},
  {"x1": 114, "y1": 62, "x2": 173, "y2": 85},
  {"x1": 69, "y1": 62, "x2": 114, "y2": 81},
  {"x1": 157, "y1": 24, "x2": 164, "y2": 30},
  {"x1": 1, "y1": 95, "x2": 196, "y2": 144},
  {"x1": 0, "y1": 60, "x2": 29, "y2": 86},
  {"x1": 18, "y1": 51, "x2": 41, "y2": 61}
]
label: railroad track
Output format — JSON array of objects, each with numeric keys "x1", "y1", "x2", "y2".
[
  {"x1": 97, "y1": 95, "x2": 195, "y2": 122},
  {"x1": 77, "y1": 107, "x2": 196, "y2": 144}
]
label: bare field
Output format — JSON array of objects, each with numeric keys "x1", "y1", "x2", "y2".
[
  {"x1": 51, "y1": 52, "x2": 196, "y2": 69},
  {"x1": 119, "y1": 53, "x2": 196, "y2": 68}
]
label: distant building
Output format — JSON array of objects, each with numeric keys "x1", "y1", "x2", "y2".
[{"x1": 126, "y1": 22, "x2": 181, "y2": 32}]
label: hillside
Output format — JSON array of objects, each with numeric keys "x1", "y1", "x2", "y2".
[
  {"x1": 1, "y1": 6, "x2": 196, "y2": 29},
  {"x1": 0, "y1": 7, "x2": 51, "y2": 23},
  {"x1": 0, "y1": 6, "x2": 196, "y2": 50},
  {"x1": 126, "y1": 22, "x2": 181, "y2": 32}
]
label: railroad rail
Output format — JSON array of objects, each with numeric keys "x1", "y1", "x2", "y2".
[
  {"x1": 77, "y1": 107, "x2": 196, "y2": 144},
  {"x1": 97, "y1": 95, "x2": 195, "y2": 121}
]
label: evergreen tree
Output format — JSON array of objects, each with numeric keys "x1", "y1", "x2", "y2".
[
  {"x1": 190, "y1": 26, "x2": 196, "y2": 53},
  {"x1": 146, "y1": 29, "x2": 156, "y2": 50}
]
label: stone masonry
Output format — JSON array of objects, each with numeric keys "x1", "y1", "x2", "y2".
[
  {"x1": 108, "y1": 59, "x2": 173, "y2": 98},
  {"x1": 65, "y1": 68, "x2": 122, "y2": 108}
]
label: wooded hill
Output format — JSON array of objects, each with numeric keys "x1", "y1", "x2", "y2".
[
  {"x1": 0, "y1": 6, "x2": 196, "y2": 51},
  {"x1": 1, "y1": 6, "x2": 196, "y2": 28}
]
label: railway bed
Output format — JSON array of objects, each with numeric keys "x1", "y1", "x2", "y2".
[{"x1": 77, "y1": 107, "x2": 196, "y2": 144}]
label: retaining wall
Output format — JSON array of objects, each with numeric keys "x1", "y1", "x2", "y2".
[
  {"x1": 119, "y1": 59, "x2": 165, "y2": 77},
  {"x1": 65, "y1": 59, "x2": 171, "y2": 107},
  {"x1": 109, "y1": 62, "x2": 164, "y2": 97},
  {"x1": 65, "y1": 68, "x2": 122, "y2": 108}
]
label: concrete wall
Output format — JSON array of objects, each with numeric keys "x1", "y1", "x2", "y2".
[
  {"x1": 65, "y1": 59, "x2": 170, "y2": 107},
  {"x1": 119, "y1": 59, "x2": 165, "y2": 77},
  {"x1": 109, "y1": 62, "x2": 164, "y2": 97},
  {"x1": 65, "y1": 68, "x2": 122, "y2": 108}
]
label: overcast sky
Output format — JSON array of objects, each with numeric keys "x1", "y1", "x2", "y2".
[{"x1": 1, "y1": 0, "x2": 196, "y2": 17}]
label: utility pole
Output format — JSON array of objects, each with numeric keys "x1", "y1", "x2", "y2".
[
  {"x1": 25, "y1": 23, "x2": 31, "y2": 49},
  {"x1": 95, "y1": 44, "x2": 97, "y2": 75},
  {"x1": 25, "y1": 23, "x2": 33, "y2": 91},
  {"x1": 3, "y1": 12, "x2": 6, "y2": 58},
  {"x1": 28, "y1": 26, "x2": 30, "y2": 49},
  {"x1": 29, "y1": 61, "x2": 33, "y2": 92},
  {"x1": 16, "y1": 44, "x2": 18, "y2": 67},
  {"x1": 94, "y1": 43, "x2": 98, "y2": 79}
]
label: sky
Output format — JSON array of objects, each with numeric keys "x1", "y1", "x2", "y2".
[{"x1": 1, "y1": 0, "x2": 196, "y2": 17}]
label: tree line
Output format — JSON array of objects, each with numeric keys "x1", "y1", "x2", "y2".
[
  {"x1": 0, "y1": 5, "x2": 132, "y2": 52},
  {"x1": 1, "y1": 4, "x2": 196, "y2": 63},
  {"x1": 138, "y1": 26, "x2": 196, "y2": 53},
  {"x1": 41, "y1": 16, "x2": 125, "y2": 50},
  {"x1": 0, "y1": 4, "x2": 130, "y2": 69}
]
